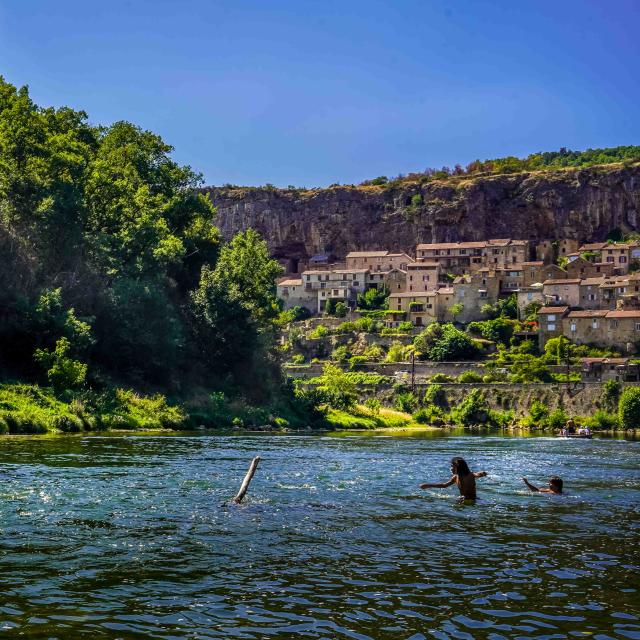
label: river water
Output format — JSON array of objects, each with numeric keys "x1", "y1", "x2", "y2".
[{"x1": 0, "y1": 432, "x2": 638, "y2": 639}]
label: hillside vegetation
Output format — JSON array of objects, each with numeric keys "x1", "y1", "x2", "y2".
[{"x1": 0, "y1": 76, "x2": 316, "y2": 431}]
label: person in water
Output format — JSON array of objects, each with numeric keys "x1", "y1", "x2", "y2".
[
  {"x1": 522, "y1": 476, "x2": 563, "y2": 494},
  {"x1": 420, "y1": 457, "x2": 487, "y2": 501}
]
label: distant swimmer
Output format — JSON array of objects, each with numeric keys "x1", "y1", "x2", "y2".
[
  {"x1": 420, "y1": 456, "x2": 487, "y2": 502},
  {"x1": 522, "y1": 476, "x2": 563, "y2": 494}
]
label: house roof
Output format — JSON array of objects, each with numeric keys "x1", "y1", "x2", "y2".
[
  {"x1": 543, "y1": 279, "x2": 581, "y2": 285},
  {"x1": 389, "y1": 291, "x2": 436, "y2": 298},
  {"x1": 522, "y1": 261, "x2": 544, "y2": 266},
  {"x1": 407, "y1": 262, "x2": 439, "y2": 268},
  {"x1": 387, "y1": 252, "x2": 414, "y2": 260},
  {"x1": 581, "y1": 357, "x2": 631, "y2": 365},
  {"x1": 538, "y1": 306, "x2": 569, "y2": 314},
  {"x1": 567, "y1": 310, "x2": 609, "y2": 318},
  {"x1": 437, "y1": 287, "x2": 454, "y2": 295},
  {"x1": 333, "y1": 269, "x2": 369, "y2": 274},
  {"x1": 346, "y1": 250, "x2": 389, "y2": 258},
  {"x1": 606, "y1": 310, "x2": 640, "y2": 318},
  {"x1": 580, "y1": 277, "x2": 606, "y2": 286},
  {"x1": 416, "y1": 241, "x2": 486, "y2": 250},
  {"x1": 579, "y1": 243, "x2": 606, "y2": 251},
  {"x1": 278, "y1": 279, "x2": 303, "y2": 286}
]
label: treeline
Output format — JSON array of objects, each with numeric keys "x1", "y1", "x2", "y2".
[
  {"x1": 0, "y1": 77, "x2": 311, "y2": 429},
  {"x1": 361, "y1": 145, "x2": 640, "y2": 186}
]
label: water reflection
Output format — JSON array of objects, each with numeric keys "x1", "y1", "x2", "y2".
[{"x1": 0, "y1": 433, "x2": 638, "y2": 638}]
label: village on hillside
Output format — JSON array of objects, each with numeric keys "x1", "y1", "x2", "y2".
[{"x1": 277, "y1": 238, "x2": 640, "y2": 380}]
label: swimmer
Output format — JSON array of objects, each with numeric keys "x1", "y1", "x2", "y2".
[
  {"x1": 522, "y1": 476, "x2": 563, "y2": 494},
  {"x1": 420, "y1": 456, "x2": 487, "y2": 501}
]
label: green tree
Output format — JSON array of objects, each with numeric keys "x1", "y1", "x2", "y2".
[
  {"x1": 357, "y1": 287, "x2": 388, "y2": 310},
  {"x1": 318, "y1": 364, "x2": 357, "y2": 410},
  {"x1": 449, "y1": 302, "x2": 464, "y2": 322},
  {"x1": 414, "y1": 323, "x2": 478, "y2": 361},
  {"x1": 619, "y1": 387, "x2": 640, "y2": 429},
  {"x1": 34, "y1": 337, "x2": 87, "y2": 394},
  {"x1": 210, "y1": 229, "x2": 283, "y2": 325}
]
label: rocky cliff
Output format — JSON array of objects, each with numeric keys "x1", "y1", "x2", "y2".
[{"x1": 203, "y1": 163, "x2": 640, "y2": 267}]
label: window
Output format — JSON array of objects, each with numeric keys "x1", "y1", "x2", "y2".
[
  {"x1": 607, "y1": 257, "x2": 614, "y2": 263},
  {"x1": 611, "y1": 320, "x2": 619, "y2": 329},
  {"x1": 527, "y1": 292, "x2": 533, "y2": 300},
  {"x1": 592, "y1": 320, "x2": 598, "y2": 329},
  {"x1": 548, "y1": 323, "x2": 556, "y2": 331},
  {"x1": 620, "y1": 256, "x2": 627, "y2": 263},
  {"x1": 353, "y1": 281, "x2": 359, "y2": 286},
  {"x1": 588, "y1": 294, "x2": 596, "y2": 301},
  {"x1": 570, "y1": 323, "x2": 576, "y2": 332},
  {"x1": 547, "y1": 314, "x2": 556, "y2": 321},
  {"x1": 636, "y1": 323, "x2": 640, "y2": 331}
]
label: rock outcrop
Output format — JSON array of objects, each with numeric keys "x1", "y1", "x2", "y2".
[{"x1": 203, "y1": 163, "x2": 640, "y2": 266}]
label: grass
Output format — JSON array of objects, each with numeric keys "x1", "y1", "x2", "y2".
[
  {"x1": 0, "y1": 383, "x2": 187, "y2": 434},
  {"x1": 324, "y1": 404, "x2": 435, "y2": 431}
]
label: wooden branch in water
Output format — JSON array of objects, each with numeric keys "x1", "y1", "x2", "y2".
[{"x1": 233, "y1": 456, "x2": 262, "y2": 504}]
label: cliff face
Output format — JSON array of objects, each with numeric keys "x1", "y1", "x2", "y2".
[{"x1": 204, "y1": 163, "x2": 640, "y2": 265}]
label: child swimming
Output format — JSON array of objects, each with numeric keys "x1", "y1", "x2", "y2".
[
  {"x1": 420, "y1": 456, "x2": 487, "y2": 501},
  {"x1": 522, "y1": 476, "x2": 563, "y2": 494}
]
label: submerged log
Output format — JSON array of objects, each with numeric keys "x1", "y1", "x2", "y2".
[{"x1": 232, "y1": 456, "x2": 262, "y2": 504}]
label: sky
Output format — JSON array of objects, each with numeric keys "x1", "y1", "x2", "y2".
[{"x1": 1, "y1": 0, "x2": 639, "y2": 187}]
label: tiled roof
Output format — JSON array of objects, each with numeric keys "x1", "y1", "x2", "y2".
[
  {"x1": 606, "y1": 310, "x2": 640, "y2": 318},
  {"x1": 522, "y1": 261, "x2": 544, "y2": 266},
  {"x1": 580, "y1": 277, "x2": 606, "y2": 286},
  {"x1": 417, "y1": 241, "x2": 486, "y2": 250},
  {"x1": 437, "y1": 287, "x2": 454, "y2": 294},
  {"x1": 543, "y1": 279, "x2": 581, "y2": 285},
  {"x1": 407, "y1": 262, "x2": 439, "y2": 268},
  {"x1": 278, "y1": 279, "x2": 303, "y2": 286},
  {"x1": 389, "y1": 291, "x2": 436, "y2": 298},
  {"x1": 538, "y1": 306, "x2": 569, "y2": 314},
  {"x1": 345, "y1": 251, "x2": 389, "y2": 258},
  {"x1": 567, "y1": 310, "x2": 609, "y2": 318}
]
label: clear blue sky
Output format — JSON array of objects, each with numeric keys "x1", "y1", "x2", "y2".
[{"x1": 1, "y1": 0, "x2": 638, "y2": 187}]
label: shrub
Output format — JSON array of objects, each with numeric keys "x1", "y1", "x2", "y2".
[
  {"x1": 424, "y1": 383, "x2": 448, "y2": 408},
  {"x1": 430, "y1": 373, "x2": 454, "y2": 383},
  {"x1": 357, "y1": 287, "x2": 388, "y2": 311},
  {"x1": 334, "y1": 302, "x2": 348, "y2": 318},
  {"x1": 398, "y1": 321, "x2": 413, "y2": 332},
  {"x1": 394, "y1": 392, "x2": 418, "y2": 413},
  {"x1": 364, "y1": 397, "x2": 381, "y2": 416},
  {"x1": 348, "y1": 355, "x2": 368, "y2": 370},
  {"x1": 309, "y1": 325, "x2": 329, "y2": 339},
  {"x1": 34, "y1": 337, "x2": 87, "y2": 394},
  {"x1": 317, "y1": 364, "x2": 357, "y2": 410},
  {"x1": 451, "y1": 389, "x2": 490, "y2": 426},
  {"x1": 585, "y1": 409, "x2": 619, "y2": 430},
  {"x1": 458, "y1": 370, "x2": 483, "y2": 383},
  {"x1": 603, "y1": 379, "x2": 621, "y2": 411},
  {"x1": 414, "y1": 323, "x2": 479, "y2": 361},
  {"x1": 331, "y1": 345, "x2": 351, "y2": 364},
  {"x1": 386, "y1": 341, "x2": 407, "y2": 362},
  {"x1": 619, "y1": 386, "x2": 640, "y2": 429},
  {"x1": 363, "y1": 344, "x2": 384, "y2": 361},
  {"x1": 413, "y1": 405, "x2": 446, "y2": 426},
  {"x1": 290, "y1": 354, "x2": 305, "y2": 365}
]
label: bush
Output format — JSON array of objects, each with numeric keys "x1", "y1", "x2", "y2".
[
  {"x1": 603, "y1": 379, "x2": 621, "y2": 411},
  {"x1": 317, "y1": 364, "x2": 357, "y2": 410},
  {"x1": 451, "y1": 389, "x2": 490, "y2": 426},
  {"x1": 34, "y1": 337, "x2": 88, "y2": 394},
  {"x1": 585, "y1": 409, "x2": 619, "y2": 430},
  {"x1": 309, "y1": 325, "x2": 330, "y2": 339},
  {"x1": 386, "y1": 341, "x2": 407, "y2": 362},
  {"x1": 619, "y1": 386, "x2": 640, "y2": 429},
  {"x1": 364, "y1": 397, "x2": 381, "y2": 416},
  {"x1": 394, "y1": 392, "x2": 418, "y2": 413},
  {"x1": 414, "y1": 323, "x2": 479, "y2": 361},
  {"x1": 424, "y1": 383, "x2": 448, "y2": 408},
  {"x1": 458, "y1": 370, "x2": 484, "y2": 383},
  {"x1": 334, "y1": 302, "x2": 348, "y2": 318},
  {"x1": 331, "y1": 345, "x2": 351, "y2": 364},
  {"x1": 413, "y1": 404, "x2": 446, "y2": 426},
  {"x1": 290, "y1": 354, "x2": 305, "y2": 365},
  {"x1": 430, "y1": 373, "x2": 454, "y2": 383},
  {"x1": 357, "y1": 287, "x2": 388, "y2": 311},
  {"x1": 348, "y1": 355, "x2": 368, "y2": 370}
]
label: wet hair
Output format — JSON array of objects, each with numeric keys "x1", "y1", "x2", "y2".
[
  {"x1": 451, "y1": 457, "x2": 471, "y2": 477},
  {"x1": 549, "y1": 476, "x2": 563, "y2": 492}
]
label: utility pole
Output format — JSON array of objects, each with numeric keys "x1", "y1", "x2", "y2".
[{"x1": 411, "y1": 351, "x2": 416, "y2": 392}]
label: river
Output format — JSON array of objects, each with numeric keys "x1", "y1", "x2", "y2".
[{"x1": 0, "y1": 432, "x2": 638, "y2": 639}]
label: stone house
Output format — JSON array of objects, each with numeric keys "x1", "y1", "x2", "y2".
[
  {"x1": 451, "y1": 272, "x2": 500, "y2": 323},
  {"x1": 388, "y1": 291, "x2": 439, "y2": 327},
  {"x1": 603, "y1": 310, "x2": 640, "y2": 351},
  {"x1": 416, "y1": 241, "x2": 486, "y2": 274},
  {"x1": 517, "y1": 283, "x2": 545, "y2": 317},
  {"x1": 542, "y1": 279, "x2": 581, "y2": 307},
  {"x1": 564, "y1": 310, "x2": 610, "y2": 345},
  {"x1": 578, "y1": 277, "x2": 605, "y2": 309},
  {"x1": 566, "y1": 256, "x2": 615, "y2": 279},
  {"x1": 497, "y1": 267, "x2": 524, "y2": 293},
  {"x1": 537, "y1": 306, "x2": 569, "y2": 347},
  {"x1": 382, "y1": 268, "x2": 407, "y2": 293},
  {"x1": 276, "y1": 278, "x2": 317, "y2": 313},
  {"x1": 302, "y1": 268, "x2": 368, "y2": 313},
  {"x1": 578, "y1": 242, "x2": 639, "y2": 275},
  {"x1": 522, "y1": 262, "x2": 567, "y2": 287},
  {"x1": 535, "y1": 239, "x2": 579, "y2": 264},
  {"x1": 581, "y1": 357, "x2": 640, "y2": 382},
  {"x1": 599, "y1": 276, "x2": 630, "y2": 310},
  {"x1": 406, "y1": 262, "x2": 441, "y2": 292},
  {"x1": 346, "y1": 251, "x2": 413, "y2": 272}
]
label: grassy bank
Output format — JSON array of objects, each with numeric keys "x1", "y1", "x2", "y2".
[
  {"x1": 0, "y1": 384, "x2": 186, "y2": 434},
  {"x1": 324, "y1": 405, "x2": 433, "y2": 430}
]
